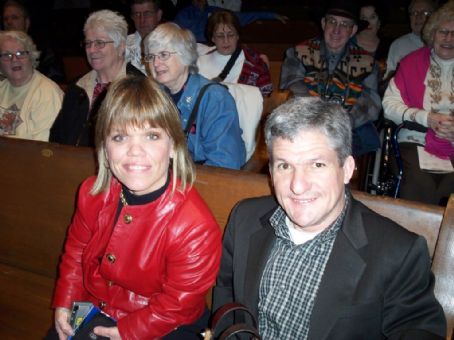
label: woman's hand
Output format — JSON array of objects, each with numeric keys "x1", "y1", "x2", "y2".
[
  {"x1": 427, "y1": 112, "x2": 454, "y2": 141},
  {"x1": 94, "y1": 326, "x2": 122, "y2": 340},
  {"x1": 55, "y1": 307, "x2": 74, "y2": 340}
]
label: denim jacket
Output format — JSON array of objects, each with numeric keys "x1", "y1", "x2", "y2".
[{"x1": 177, "y1": 73, "x2": 246, "y2": 169}]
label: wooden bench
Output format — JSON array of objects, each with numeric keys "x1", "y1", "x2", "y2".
[{"x1": 0, "y1": 137, "x2": 453, "y2": 339}]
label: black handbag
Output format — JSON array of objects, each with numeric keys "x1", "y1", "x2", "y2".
[
  {"x1": 71, "y1": 312, "x2": 116, "y2": 340},
  {"x1": 204, "y1": 303, "x2": 261, "y2": 340}
]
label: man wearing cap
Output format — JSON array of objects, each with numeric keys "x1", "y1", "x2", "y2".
[{"x1": 280, "y1": 1, "x2": 381, "y2": 156}]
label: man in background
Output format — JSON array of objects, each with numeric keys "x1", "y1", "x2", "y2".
[
  {"x1": 385, "y1": 0, "x2": 436, "y2": 77},
  {"x1": 2, "y1": 0, "x2": 64, "y2": 82},
  {"x1": 126, "y1": 0, "x2": 162, "y2": 74}
]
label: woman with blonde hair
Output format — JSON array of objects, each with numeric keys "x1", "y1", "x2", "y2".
[{"x1": 50, "y1": 75, "x2": 221, "y2": 339}]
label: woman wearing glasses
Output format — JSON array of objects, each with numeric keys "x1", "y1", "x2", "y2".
[
  {"x1": 383, "y1": 2, "x2": 454, "y2": 205},
  {"x1": 144, "y1": 22, "x2": 246, "y2": 169},
  {"x1": 0, "y1": 30, "x2": 62, "y2": 141},
  {"x1": 197, "y1": 10, "x2": 272, "y2": 97},
  {"x1": 49, "y1": 10, "x2": 143, "y2": 147}
]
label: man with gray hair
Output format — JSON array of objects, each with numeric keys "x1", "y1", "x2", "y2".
[
  {"x1": 385, "y1": 0, "x2": 437, "y2": 77},
  {"x1": 213, "y1": 96, "x2": 446, "y2": 339},
  {"x1": 126, "y1": 0, "x2": 163, "y2": 74}
]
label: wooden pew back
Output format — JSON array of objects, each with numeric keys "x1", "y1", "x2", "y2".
[{"x1": 0, "y1": 137, "x2": 451, "y2": 339}]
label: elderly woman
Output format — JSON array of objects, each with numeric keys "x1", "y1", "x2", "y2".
[
  {"x1": 198, "y1": 10, "x2": 272, "y2": 96},
  {"x1": 50, "y1": 76, "x2": 221, "y2": 339},
  {"x1": 383, "y1": 2, "x2": 454, "y2": 205},
  {"x1": 144, "y1": 22, "x2": 246, "y2": 169},
  {"x1": 0, "y1": 30, "x2": 62, "y2": 141},
  {"x1": 49, "y1": 10, "x2": 143, "y2": 147}
]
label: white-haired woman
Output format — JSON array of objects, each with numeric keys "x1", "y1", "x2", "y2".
[
  {"x1": 144, "y1": 22, "x2": 246, "y2": 169},
  {"x1": 383, "y1": 2, "x2": 454, "y2": 205},
  {"x1": 49, "y1": 9, "x2": 143, "y2": 147},
  {"x1": 0, "y1": 30, "x2": 63, "y2": 141}
]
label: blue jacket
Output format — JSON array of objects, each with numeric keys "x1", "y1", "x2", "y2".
[
  {"x1": 174, "y1": 5, "x2": 277, "y2": 42},
  {"x1": 178, "y1": 73, "x2": 245, "y2": 169}
]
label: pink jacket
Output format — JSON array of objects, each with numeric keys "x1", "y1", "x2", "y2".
[{"x1": 52, "y1": 176, "x2": 222, "y2": 339}]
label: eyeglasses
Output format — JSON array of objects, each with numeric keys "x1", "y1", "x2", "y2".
[
  {"x1": 436, "y1": 29, "x2": 454, "y2": 38},
  {"x1": 81, "y1": 40, "x2": 114, "y2": 49},
  {"x1": 409, "y1": 10, "x2": 432, "y2": 17},
  {"x1": 0, "y1": 50, "x2": 30, "y2": 62},
  {"x1": 144, "y1": 51, "x2": 177, "y2": 62},
  {"x1": 131, "y1": 10, "x2": 156, "y2": 18},
  {"x1": 325, "y1": 16, "x2": 354, "y2": 29},
  {"x1": 213, "y1": 32, "x2": 238, "y2": 40}
]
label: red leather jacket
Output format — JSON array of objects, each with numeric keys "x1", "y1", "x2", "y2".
[{"x1": 52, "y1": 176, "x2": 222, "y2": 339}]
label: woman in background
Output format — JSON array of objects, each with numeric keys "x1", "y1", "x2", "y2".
[
  {"x1": 0, "y1": 30, "x2": 62, "y2": 141},
  {"x1": 51, "y1": 76, "x2": 221, "y2": 339},
  {"x1": 50, "y1": 10, "x2": 142, "y2": 147},
  {"x1": 198, "y1": 10, "x2": 272, "y2": 96},
  {"x1": 145, "y1": 22, "x2": 246, "y2": 169},
  {"x1": 383, "y1": 2, "x2": 454, "y2": 205}
]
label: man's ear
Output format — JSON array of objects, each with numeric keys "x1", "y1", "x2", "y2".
[
  {"x1": 157, "y1": 9, "x2": 163, "y2": 23},
  {"x1": 321, "y1": 17, "x2": 326, "y2": 31},
  {"x1": 350, "y1": 24, "x2": 358, "y2": 38},
  {"x1": 343, "y1": 155, "x2": 355, "y2": 184}
]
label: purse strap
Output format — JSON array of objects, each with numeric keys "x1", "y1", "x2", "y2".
[
  {"x1": 209, "y1": 303, "x2": 260, "y2": 339},
  {"x1": 183, "y1": 82, "x2": 217, "y2": 138},
  {"x1": 212, "y1": 46, "x2": 242, "y2": 82}
]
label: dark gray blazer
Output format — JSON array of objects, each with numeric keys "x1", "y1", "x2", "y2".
[{"x1": 213, "y1": 195, "x2": 446, "y2": 339}]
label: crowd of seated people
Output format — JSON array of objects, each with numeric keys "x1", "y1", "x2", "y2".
[
  {"x1": 1, "y1": 0, "x2": 454, "y2": 339},
  {"x1": 1, "y1": 0, "x2": 453, "y2": 202}
]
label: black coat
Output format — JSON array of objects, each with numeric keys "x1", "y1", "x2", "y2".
[
  {"x1": 49, "y1": 63, "x2": 143, "y2": 147},
  {"x1": 213, "y1": 195, "x2": 447, "y2": 339}
]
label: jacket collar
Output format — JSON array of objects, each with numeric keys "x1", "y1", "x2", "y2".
[{"x1": 308, "y1": 197, "x2": 368, "y2": 339}]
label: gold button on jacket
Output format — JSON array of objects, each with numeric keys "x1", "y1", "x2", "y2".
[
  {"x1": 124, "y1": 214, "x2": 133, "y2": 224},
  {"x1": 106, "y1": 253, "x2": 116, "y2": 263}
]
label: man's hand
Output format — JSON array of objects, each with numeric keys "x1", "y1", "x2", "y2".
[
  {"x1": 94, "y1": 326, "x2": 122, "y2": 340},
  {"x1": 55, "y1": 307, "x2": 74, "y2": 340},
  {"x1": 427, "y1": 112, "x2": 454, "y2": 141}
]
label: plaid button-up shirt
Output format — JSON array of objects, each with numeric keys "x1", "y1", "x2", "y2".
[{"x1": 258, "y1": 194, "x2": 349, "y2": 339}]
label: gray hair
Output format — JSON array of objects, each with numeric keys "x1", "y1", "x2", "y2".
[
  {"x1": 265, "y1": 97, "x2": 352, "y2": 165},
  {"x1": 422, "y1": 2, "x2": 454, "y2": 46},
  {"x1": 83, "y1": 9, "x2": 128, "y2": 48},
  {"x1": 144, "y1": 22, "x2": 198, "y2": 73},
  {"x1": 0, "y1": 30, "x2": 40, "y2": 68}
]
